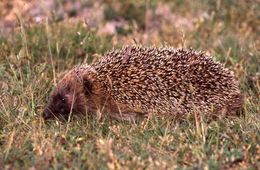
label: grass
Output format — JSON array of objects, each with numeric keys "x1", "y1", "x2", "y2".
[{"x1": 0, "y1": 0, "x2": 259, "y2": 169}]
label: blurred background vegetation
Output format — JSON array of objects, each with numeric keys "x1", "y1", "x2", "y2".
[{"x1": 0, "y1": 0, "x2": 259, "y2": 169}]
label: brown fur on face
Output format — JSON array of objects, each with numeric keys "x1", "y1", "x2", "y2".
[
  {"x1": 43, "y1": 72, "x2": 87, "y2": 120},
  {"x1": 43, "y1": 67, "x2": 112, "y2": 120}
]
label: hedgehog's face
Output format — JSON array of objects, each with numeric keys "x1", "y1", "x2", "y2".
[
  {"x1": 42, "y1": 88, "x2": 72, "y2": 120},
  {"x1": 42, "y1": 75, "x2": 91, "y2": 120}
]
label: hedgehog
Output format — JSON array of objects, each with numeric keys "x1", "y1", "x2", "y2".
[{"x1": 42, "y1": 46, "x2": 243, "y2": 120}]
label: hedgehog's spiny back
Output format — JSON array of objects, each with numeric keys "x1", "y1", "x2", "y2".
[{"x1": 90, "y1": 46, "x2": 241, "y2": 114}]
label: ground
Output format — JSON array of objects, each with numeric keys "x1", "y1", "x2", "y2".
[{"x1": 0, "y1": 0, "x2": 259, "y2": 169}]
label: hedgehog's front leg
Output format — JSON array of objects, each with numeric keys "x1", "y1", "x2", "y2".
[{"x1": 105, "y1": 102, "x2": 147, "y2": 121}]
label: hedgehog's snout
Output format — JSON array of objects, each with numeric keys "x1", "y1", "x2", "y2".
[{"x1": 42, "y1": 108, "x2": 53, "y2": 120}]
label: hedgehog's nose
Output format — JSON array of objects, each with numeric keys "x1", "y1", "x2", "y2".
[{"x1": 42, "y1": 108, "x2": 52, "y2": 120}]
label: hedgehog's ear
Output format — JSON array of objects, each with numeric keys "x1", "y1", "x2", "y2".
[{"x1": 83, "y1": 78, "x2": 92, "y2": 96}]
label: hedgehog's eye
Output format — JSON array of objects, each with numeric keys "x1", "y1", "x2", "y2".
[
  {"x1": 61, "y1": 98, "x2": 66, "y2": 103},
  {"x1": 57, "y1": 94, "x2": 66, "y2": 103}
]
